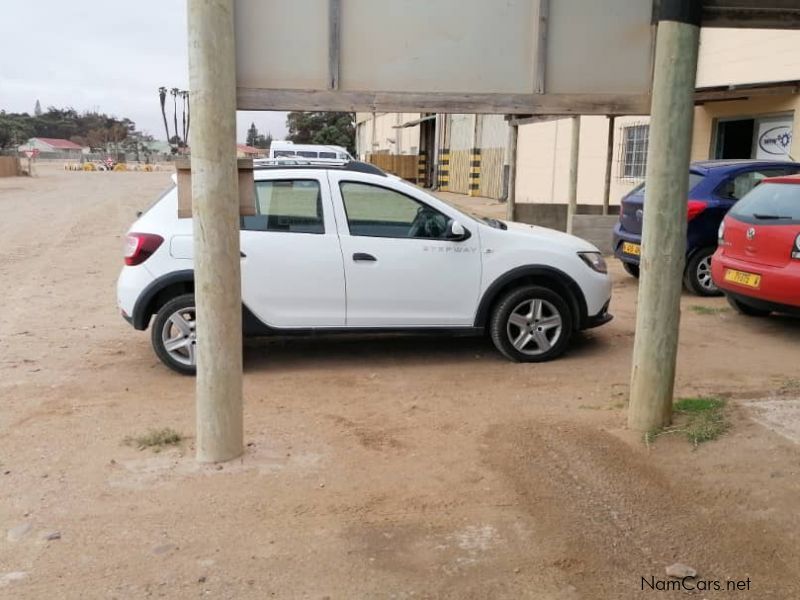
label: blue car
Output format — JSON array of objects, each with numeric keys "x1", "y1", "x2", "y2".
[{"x1": 612, "y1": 160, "x2": 800, "y2": 296}]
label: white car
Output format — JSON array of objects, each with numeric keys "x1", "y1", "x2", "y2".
[{"x1": 117, "y1": 162, "x2": 612, "y2": 374}]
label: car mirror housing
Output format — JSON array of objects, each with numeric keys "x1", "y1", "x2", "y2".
[{"x1": 448, "y1": 220, "x2": 470, "y2": 241}]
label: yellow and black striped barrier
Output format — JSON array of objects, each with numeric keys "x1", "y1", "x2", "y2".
[
  {"x1": 469, "y1": 147, "x2": 481, "y2": 196},
  {"x1": 417, "y1": 151, "x2": 427, "y2": 186},
  {"x1": 437, "y1": 148, "x2": 450, "y2": 191}
]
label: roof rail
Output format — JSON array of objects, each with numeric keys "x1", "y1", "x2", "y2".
[{"x1": 252, "y1": 159, "x2": 387, "y2": 177}]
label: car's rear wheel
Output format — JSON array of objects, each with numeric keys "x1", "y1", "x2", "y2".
[
  {"x1": 684, "y1": 247, "x2": 722, "y2": 297},
  {"x1": 489, "y1": 286, "x2": 573, "y2": 362},
  {"x1": 726, "y1": 295, "x2": 771, "y2": 317},
  {"x1": 622, "y1": 262, "x2": 640, "y2": 279},
  {"x1": 151, "y1": 294, "x2": 197, "y2": 375}
]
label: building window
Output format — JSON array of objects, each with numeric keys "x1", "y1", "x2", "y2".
[{"x1": 619, "y1": 124, "x2": 649, "y2": 180}]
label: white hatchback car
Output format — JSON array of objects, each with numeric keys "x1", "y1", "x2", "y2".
[{"x1": 117, "y1": 161, "x2": 612, "y2": 374}]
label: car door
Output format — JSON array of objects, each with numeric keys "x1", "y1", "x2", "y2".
[
  {"x1": 240, "y1": 172, "x2": 346, "y2": 327},
  {"x1": 328, "y1": 171, "x2": 482, "y2": 327}
]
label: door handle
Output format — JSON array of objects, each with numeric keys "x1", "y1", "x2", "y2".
[
  {"x1": 240, "y1": 251, "x2": 247, "y2": 258},
  {"x1": 352, "y1": 252, "x2": 377, "y2": 262}
]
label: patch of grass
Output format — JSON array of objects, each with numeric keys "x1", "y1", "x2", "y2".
[
  {"x1": 690, "y1": 305, "x2": 729, "y2": 316},
  {"x1": 645, "y1": 396, "x2": 728, "y2": 447},
  {"x1": 779, "y1": 378, "x2": 800, "y2": 394},
  {"x1": 124, "y1": 428, "x2": 185, "y2": 452},
  {"x1": 674, "y1": 396, "x2": 724, "y2": 413}
]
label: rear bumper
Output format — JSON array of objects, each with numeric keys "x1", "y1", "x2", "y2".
[
  {"x1": 117, "y1": 265, "x2": 156, "y2": 329},
  {"x1": 725, "y1": 291, "x2": 800, "y2": 316},
  {"x1": 711, "y1": 249, "x2": 800, "y2": 309},
  {"x1": 612, "y1": 223, "x2": 642, "y2": 265}
]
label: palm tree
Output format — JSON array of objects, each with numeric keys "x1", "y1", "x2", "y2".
[
  {"x1": 170, "y1": 88, "x2": 180, "y2": 148},
  {"x1": 158, "y1": 87, "x2": 170, "y2": 146},
  {"x1": 185, "y1": 91, "x2": 190, "y2": 143},
  {"x1": 180, "y1": 90, "x2": 189, "y2": 148}
]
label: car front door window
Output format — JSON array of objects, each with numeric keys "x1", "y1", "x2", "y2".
[{"x1": 339, "y1": 182, "x2": 452, "y2": 239}]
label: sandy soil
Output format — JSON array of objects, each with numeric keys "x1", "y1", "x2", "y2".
[{"x1": 1, "y1": 166, "x2": 799, "y2": 599}]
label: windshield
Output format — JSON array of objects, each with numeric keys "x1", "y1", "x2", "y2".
[{"x1": 729, "y1": 182, "x2": 800, "y2": 223}]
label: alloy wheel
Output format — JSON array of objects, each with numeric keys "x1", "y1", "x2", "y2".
[{"x1": 505, "y1": 298, "x2": 563, "y2": 356}]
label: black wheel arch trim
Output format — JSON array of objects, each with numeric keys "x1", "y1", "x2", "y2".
[
  {"x1": 132, "y1": 269, "x2": 195, "y2": 330},
  {"x1": 473, "y1": 265, "x2": 589, "y2": 331}
]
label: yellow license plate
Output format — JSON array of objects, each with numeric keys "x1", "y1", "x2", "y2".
[
  {"x1": 622, "y1": 242, "x2": 641, "y2": 256},
  {"x1": 724, "y1": 269, "x2": 761, "y2": 289}
]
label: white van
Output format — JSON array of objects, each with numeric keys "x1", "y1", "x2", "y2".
[{"x1": 268, "y1": 141, "x2": 353, "y2": 162}]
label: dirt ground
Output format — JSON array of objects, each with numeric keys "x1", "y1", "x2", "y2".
[{"x1": 1, "y1": 165, "x2": 799, "y2": 599}]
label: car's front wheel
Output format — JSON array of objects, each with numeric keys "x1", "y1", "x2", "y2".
[
  {"x1": 684, "y1": 247, "x2": 722, "y2": 297},
  {"x1": 489, "y1": 285, "x2": 573, "y2": 362},
  {"x1": 151, "y1": 294, "x2": 197, "y2": 375},
  {"x1": 726, "y1": 295, "x2": 771, "y2": 317}
]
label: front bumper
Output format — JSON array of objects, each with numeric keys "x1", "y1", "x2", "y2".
[{"x1": 584, "y1": 300, "x2": 613, "y2": 329}]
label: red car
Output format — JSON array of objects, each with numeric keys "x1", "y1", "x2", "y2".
[{"x1": 712, "y1": 174, "x2": 800, "y2": 317}]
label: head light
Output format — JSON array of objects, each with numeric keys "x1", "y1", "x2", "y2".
[{"x1": 578, "y1": 251, "x2": 608, "y2": 274}]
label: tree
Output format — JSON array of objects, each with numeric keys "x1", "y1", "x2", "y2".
[
  {"x1": 34, "y1": 100, "x2": 42, "y2": 117},
  {"x1": 246, "y1": 122, "x2": 259, "y2": 148},
  {"x1": 0, "y1": 112, "x2": 33, "y2": 149},
  {"x1": 286, "y1": 112, "x2": 355, "y2": 155},
  {"x1": 158, "y1": 87, "x2": 170, "y2": 147},
  {"x1": 170, "y1": 88, "x2": 180, "y2": 149},
  {"x1": 245, "y1": 123, "x2": 273, "y2": 150}
]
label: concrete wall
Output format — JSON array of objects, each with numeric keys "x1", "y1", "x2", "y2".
[
  {"x1": 355, "y1": 112, "x2": 421, "y2": 158},
  {"x1": 696, "y1": 29, "x2": 800, "y2": 88},
  {"x1": 691, "y1": 94, "x2": 800, "y2": 161},
  {"x1": 514, "y1": 115, "x2": 646, "y2": 208}
]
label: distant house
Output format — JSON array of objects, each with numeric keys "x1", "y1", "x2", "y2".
[
  {"x1": 236, "y1": 144, "x2": 264, "y2": 158},
  {"x1": 21, "y1": 137, "x2": 84, "y2": 158}
]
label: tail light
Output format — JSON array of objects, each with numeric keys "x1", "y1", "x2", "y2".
[
  {"x1": 124, "y1": 233, "x2": 164, "y2": 265},
  {"x1": 687, "y1": 200, "x2": 707, "y2": 221}
]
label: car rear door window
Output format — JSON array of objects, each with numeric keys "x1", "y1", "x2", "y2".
[
  {"x1": 339, "y1": 182, "x2": 451, "y2": 239},
  {"x1": 241, "y1": 180, "x2": 324, "y2": 234}
]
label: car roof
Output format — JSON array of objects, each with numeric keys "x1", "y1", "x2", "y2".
[{"x1": 690, "y1": 159, "x2": 800, "y2": 173}]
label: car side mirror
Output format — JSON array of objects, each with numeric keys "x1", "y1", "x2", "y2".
[{"x1": 447, "y1": 220, "x2": 470, "y2": 241}]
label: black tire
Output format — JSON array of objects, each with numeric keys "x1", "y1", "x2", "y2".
[
  {"x1": 151, "y1": 293, "x2": 197, "y2": 375},
  {"x1": 726, "y1": 295, "x2": 771, "y2": 317},
  {"x1": 489, "y1": 285, "x2": 574, "y2": 363},
  {"x1": 622, "y1": 262, "x2": 640, "y2": 279},
  {"x1": 684, "y1": 247, "x2": 723, "y2": 297}
]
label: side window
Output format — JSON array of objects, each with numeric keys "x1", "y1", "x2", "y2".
[
  {"x1": 319, "y1": 152, "x2": 337, "y2": 159},
  {"x1": 340, "y1": 182, "x2": 451, "y2": 239},
  {"x1": 718, "y1": 168, "x2": 798, "y2": 201},
  {"x1": 241, "y1": 180, "x2": 324, "y2": 234},
  {"x1": 273, "y1": 150, "x2": 295, "y2": 157},
  {"x1": 297, "y1": 151, "x2": 318, "y2": 158}
]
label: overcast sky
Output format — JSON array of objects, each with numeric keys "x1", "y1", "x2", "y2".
[{"x1": 0, "y1": 1, "x2": 287, "y2": 143}]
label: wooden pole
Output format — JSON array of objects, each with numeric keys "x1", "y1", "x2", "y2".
[
  {"x1": 602, "y1": 116, "x2": 615, "y2": 215},
  {"x1": 566, "y1": 115, "x2": 580, "y2": 234},
  {"x1": 187, "y1": 0, "x2": 244, "y2": 462},
  {"x1": 628, "y1": 2, "x2": 701, "y2": 432},
  {"x1": 506, "y1": 123, "x2": 518, "y2": 221}
]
